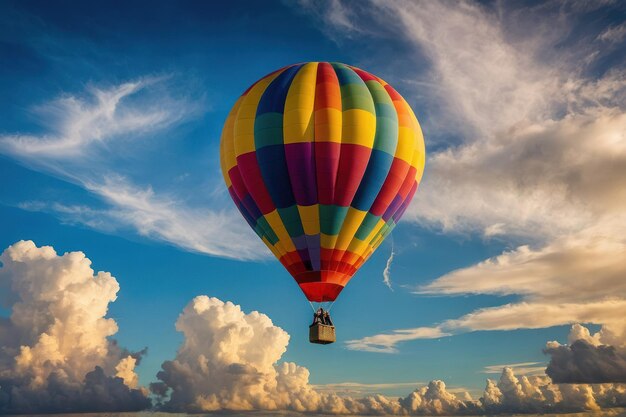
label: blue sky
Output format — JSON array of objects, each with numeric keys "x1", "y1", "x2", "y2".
[{"x1": 1, "y1": 0, "x2": 625, "y2": 413}]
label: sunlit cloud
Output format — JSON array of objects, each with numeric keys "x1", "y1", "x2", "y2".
[{"x1": 0, "y1": 241, "x2": 150, "y2": 413}]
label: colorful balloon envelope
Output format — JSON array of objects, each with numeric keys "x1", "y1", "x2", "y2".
[{"x1": 220, "y1": 62, "x2": 425, "y2": 302}]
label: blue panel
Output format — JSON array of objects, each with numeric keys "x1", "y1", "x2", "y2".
[
  {"x1": 256, "y1": 144, "x2": 296, "y2": 209},
  {"x1": 351, "y1": 149, "x2": 394, "y2": 211},
  {"x1": 256, "y1": 64, "x2": 302, "y2": 115}
]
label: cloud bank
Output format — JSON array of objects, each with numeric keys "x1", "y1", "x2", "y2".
[
  {"x1": 0, "y1": 241, "x2": 150, "y2": 413},
  {"x1": 545, "y1": 324, "x2": 626, "y2": 384},
  {"x1": 152, "y1": 295, "x2": 626, "y2": 415}
]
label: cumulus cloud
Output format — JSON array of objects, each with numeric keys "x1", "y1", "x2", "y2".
[
  {"x1": 1, "y1": 77, "x2": 266, "y2": 260},
  {"x1": 0, "y1": 240, "x2": 150, "y2": 413},
  {"x1": 545, "y1": 324, "x2": 626, "y2": 384},
  {"x1": 153, "y1": 295, "x2": 626, "y2": 415}
]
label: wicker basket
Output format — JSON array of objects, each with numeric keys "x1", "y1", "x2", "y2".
[{"x1": 309, "y1": 323, "x2": 336, "y2": 344}]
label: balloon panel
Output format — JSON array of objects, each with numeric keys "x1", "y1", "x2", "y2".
[{"x1": 220, "y1": 62, "x2": 425, "y2": 302}]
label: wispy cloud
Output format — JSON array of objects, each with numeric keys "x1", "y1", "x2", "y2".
[
  {"x1": 597, "y1": 21, "x2": 626, "y2": 44},
  {"x1": 347, "y1": 300, "x2": 626, "y2": 353},
  {"x1": 0, "y1": 77, "x2": 188, "y2": 159},
  {"x1": 1, "y1": 77, "x2": 266, "y2": 259},
  {"x1": 481, "y1": 362, "x2": 546, "y2": 377},
  {"x1": 312, "y1": 380, "x2": 425, "y2": 396},
  {"x1": 346, "y1": 326, "x2": 450, "y2": 354},
  {"x1": 382, "y1": 243, "x2": 394, "y2": 290}
]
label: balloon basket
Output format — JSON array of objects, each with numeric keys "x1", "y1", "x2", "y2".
[{"x1": 309, "y1": 323, "x2": 336, "y2": 344}]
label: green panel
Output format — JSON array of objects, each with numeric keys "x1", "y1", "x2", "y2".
[
  {"x1": 339, "y1": 84, "x2": 375, "y2": 113},
  {"x1": 255, "y1": 216, "x2": 279, "y2": 245},
  {"x1": 355, "y1": 212, "x2": 381, "y2": 240},
  {"x1": 372, "y1": 110, "x2": 398, "y2": 154},
  {"x1": 319, "y1": 204, "x2": 349, "y2": 236},
  {"x1": 277, "y1": 205, "x2": 305, "y2": 237},
  {"x1": 254, "y1": 113, "x2": 284, "y2": 148}
]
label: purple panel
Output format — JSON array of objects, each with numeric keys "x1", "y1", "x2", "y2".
[
  {"x1": 297, "y1": 248, "x2": 311, "y2": 263},
  {"x1": 292, "y1": 234, "x2": 308, "y2": 251},
  {"x1": 305, "y1": 234, "x2": 321, "y2": 270},
  {"x1": 382, "y1": 194, "x2": 403, "y2": 221},
  {"x1": 393, "y1": 181, "x2": 417, "y2": 222},
  {"x1": 285, "y1": 143, "x2": 318, "y2": 206}
]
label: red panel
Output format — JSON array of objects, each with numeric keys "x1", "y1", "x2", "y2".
[
  {"x1": 298, "y1": 282, "x2": 344, "y2": 302},
  {"x1": 397, "y1": 166, "x2": 417, "y2": 199},
  {"x1": 315, "y1": 142, "x2": 341, "y2": 205},
  {"x1": 228, "y1": 166, "x2": 249, "y2": 201},
  {"x1": 370, "y1": 158, "x2": 410, "y2": 216},
  {"x1": 384, "y1": 84, "x2": 403, "y2": 101},
  {"x1": 350, "y1": 67, "x2": 378, "y2": 82},
  {"x1": 335, "y1": 144, "x2": 372, "y2": 207},
  {"x1": 315, "y1": 62, "x2": 342, "y2": 111},
  {"x1": 236, "y1": 152, "x2": 276, "y2": 214}
]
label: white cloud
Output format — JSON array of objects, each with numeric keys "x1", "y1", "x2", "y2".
[
  {"x1": 408, "y1": 110, "x2": 626, "y2": 240},
  {"x1": 348, "y1": 300, "x2": 626, "y2": 353},
  {"x1": 312, "y1": 380, "x2": 425, "y2": 397},
  {"x1": 84, "y1": 176, "x2": 264, "y2": 259},
  {"x1": 374, "y1": 0, "x2": 557, "y2": 138},
  {"x1": 1, "y1": 78, "x2": 266, "y2": 260},
  {"x1": 597, "y1": 22, "x2": 626, "y2": 44},
  {"x1": 416, "y1": 225, "x2": 626, "y2": 303},
  {"x1": 482, "y1": 362, "x2": 547, "y2": 377},
  {"x1": 346, "y1": 327, "x2": 450, "y2": 354},
  {"x1": 0, "y1": 77, "x2": 186, "y2": 158},
  {"x1": 0, "y1": 240, "x2": 150, "y2": 413},
  {"x1": 382, "y1": 245, "x2": 394, "y2": 290}
]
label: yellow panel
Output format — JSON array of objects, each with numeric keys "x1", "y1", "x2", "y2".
[
  {"x1": 335, "y1": 208, "x2": 368, "y2": 251},
  {"x1": 346, "y1": 237, "x2": 368, "y2": 258},
  {"x1": 297, "y1": 204, "x2": 320, "y2": 235},
  {"x1": 220, "y1": 96, "x2": 245, "y2": 184},
  {"x1": 233, "y1": 71, "x2": 282, "y2": 157},
  {"x1": 320, "y1": 233, "x2": 338, "y2": 250},
  {"x1": 408, "y1": 105, "x2": 426, "y2": 183},
  {"x1": 395, "y1": 126, "x2": 417, "y2": 163},
  {"x1": 284, "y1": 62, "x2": 317, "y2": 144},
  {"x1": 264, "y1": 210, "x2": 296, "y2": 252},
  {"x1": 341, "y1": 109, "x2": 376, "y2": 147},
  {"x1": 314, "y1": 108, "x2": 343, "y2": 143}
]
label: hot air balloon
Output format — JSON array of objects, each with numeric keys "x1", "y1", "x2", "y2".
[{"x1": 220, "y1": 62, "x2": 425, "y2": 344}]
